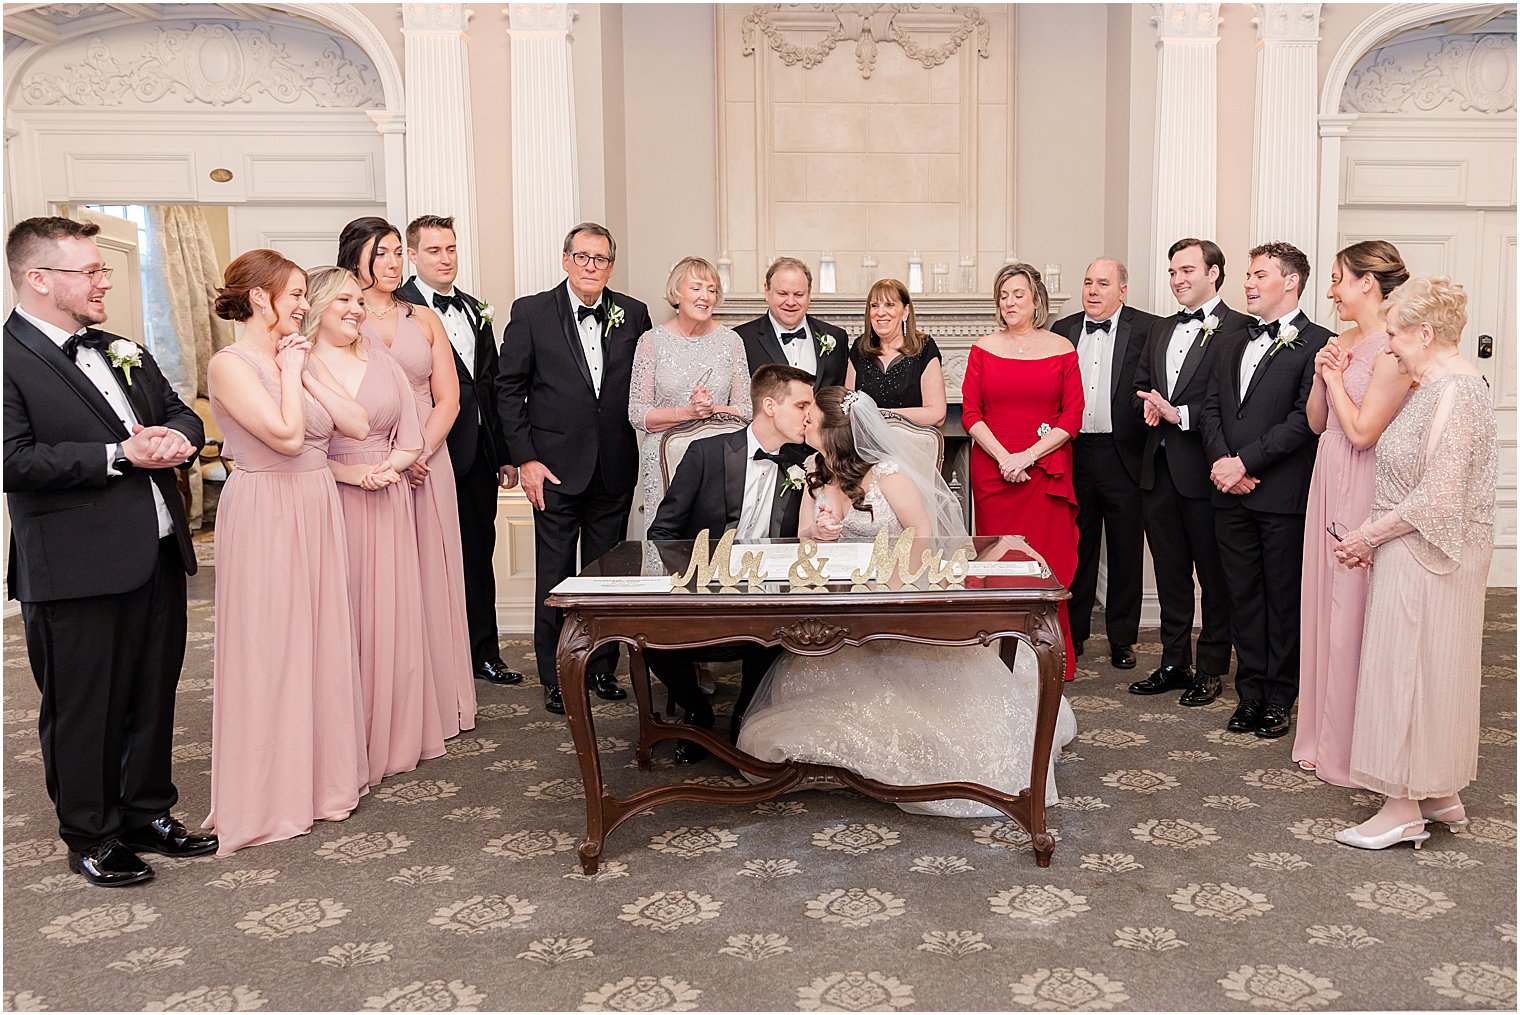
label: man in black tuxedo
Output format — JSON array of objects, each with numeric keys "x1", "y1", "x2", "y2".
[
  {"x1": 734, "y1": 257, "x2": 848, "y2": 390},
  {"x1": 647, "y1": 363, "x2": 816, "y2": 759},
  {"x1": 400, "y1": 214, "x2": 523, "y2": 688},
  {"x1": 1201, "y1": 242, "x2": 1331, "y2": 739},
  {"x1": 3, "y1": 216, "x2": 216, "y2": 887},
  {"x1": 1050, "y1": 258, "x2": 1158, "y2": 671},
  {"x1": 498, "y1": 222, "x2": 652, "y2": 714},
  {"x1": 1133, "y1": 238, "x2": 1252, "y2": 708}
]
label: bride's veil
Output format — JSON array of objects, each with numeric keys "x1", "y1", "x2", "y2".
[{"x1": 843, "y1": 390, "x2": 970, "y2": 543}]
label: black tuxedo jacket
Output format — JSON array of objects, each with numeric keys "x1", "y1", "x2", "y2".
[
  {"x1": 398, "y1": 277, "x2": 509, "y2": 473},
  {"x1": 733, "y1": 313, "x2": 849, "y2": 389},
  {"x1": 1133, "y1": 301, "x2": 1254, "y2": 499},
  {"x1": 647, "y1": 429, "x2": 810, "y2": 541},
  {"x1": 1050, "y1": 304, "x2": 1159, "y2": 483},
  {"x1": 1200, "y1": 310, "x2": 1331, "y2": 514},
  {"x1": 497, "y1": 283, "x2": 652, "y2": 497},
  {"x1": 3, "y1": 312, "x2": 202, "y2": 601}
]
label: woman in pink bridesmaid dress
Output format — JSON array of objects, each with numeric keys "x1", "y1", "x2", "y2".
[
  {"x1": 1293, "y1": 241, "x2": 1412, "y2": 785},
  {"x1": 340, "y1": 218, "x2": 476, "y2": 739},
  {"x1": 203, "y1": 251, "x2": 370, "y2": 855},
  {"x1": 313, "y1": 265, "x2": 446, "y2": 785}
]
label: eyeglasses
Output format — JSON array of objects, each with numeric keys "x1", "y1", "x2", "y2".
[
  {"x1": 37, "y1": 266, "x2": 114, "y2": 282},
  {"x1": 569, "y1": 252, "x2": 613, "y2": 270}
]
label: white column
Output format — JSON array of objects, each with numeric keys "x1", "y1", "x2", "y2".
[
  {"x1": 1150, "y1": 3, "x2": 1222, "y2": 313},
  {"x1": 402, "y1": 2, "x2": 482, "y2": 294},
  {"x1": 1314, "y1": 113, "x2": 1356, "y2": 323},
  {"x1": 1250, "y1": 4, "x2": 1323, "y2": 269},
  {"x1": 366, "y1": 110, "x2": 409, "y2": 238},
  {"x1": 506, "y1": 3, "x2": 580, "y2": 297}
]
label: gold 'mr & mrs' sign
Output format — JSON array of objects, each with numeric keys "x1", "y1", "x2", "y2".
[{"x1": 670, "y1": 528, "x2": 970, "y2": 592}]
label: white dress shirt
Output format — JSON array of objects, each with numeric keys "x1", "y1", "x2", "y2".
[
  {"x1": 769, "y1": 313, "x2": 818, "y2": 376},
  {"x1": 1164, "y1": 294, "x2": 1223, "y2": 431},
  {"x1": 1239, "y1": 310, "x2": 1299, "y2": 396},
  {"x1": 567, "y1": 279, "x2": 605, "y2": 396},
  {"x1": 1076, "y1": 312, "x2": 1118, "y2": 434},
  {"x1": 736, "y1": 426, "x2": 781, "y2": 543},
  {"x1": 413, "y1": 277, "x2": 476, "y2": 378},
  {"x1": 18, "y1": 306, "x2": 175, "y2": 537}
]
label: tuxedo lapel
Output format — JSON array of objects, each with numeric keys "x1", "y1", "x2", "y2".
[
  {"x1": 94, "y1": 332, "x2": 156, "y2": 425},
  {"x1": 1109, "y1": 310, "x2": 1132, "y2": 402},
  {"x1": 758, "y1": 317, "x2": 789, "y2": 370},
  {"x1": 1241, "y1": 310, "x2": 1304, "y2": 405},
  {"x1": 722, "y1": 430, "x2": 747, "y2": 530},
  {"x1": 455, "y1": 286, "x2": 494, "y2": 377},
  {"x1": 555, "y1": 284, "x2": 597, "y2": 394},
  {"x1": 6, "y1": 316, "x2": 129, "y2": 437}
]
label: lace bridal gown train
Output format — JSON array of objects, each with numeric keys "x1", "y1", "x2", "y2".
[{"x1": 736, "y1": 462, "x2": 1078, "y2": 817}]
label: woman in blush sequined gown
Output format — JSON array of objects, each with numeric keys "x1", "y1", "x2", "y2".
[
  {"x1": 962, "y1": 263, "x2": 1083, "y2": 681},
  {"x1": 339, "y1": 216, "x2": 475, "y2": 738},
  {"x1": 314, "y1": 265, "x2": 445, "y2": 785},
  {"x1": 738, "y1": 387, "x2": 1077, "y2": 817},
  {"x1": 203, "y1": 252, "x2": 370, "y2": 855},
  {"x1": 628, "y1": 256, "x2": 751, "y2": 536},
  {"x1": 1292, "y1": 241, "x2": 1411, "y2": 785}
]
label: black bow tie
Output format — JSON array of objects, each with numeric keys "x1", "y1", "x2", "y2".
[
  {"x1": 62, "y1": 330, "x2": 105, "y2": 360},
  {"x1": 576, "y1": 303, "x2": 605, "y2": 326},
  {"x1": 432, "y1": 292, "x2": 466, "y2": 315},
  {"x1": 753, "y1": 448, "x2": 787, "y2": 466},
  {"x1": 1084, "y1": 318, "x2": 1112, "y2": 334},
  {"x1": 1177, "y1": 308, "x2": 1206, "y2": 323},
  {"x1": 780, "y1": 328, "x2": 806, "y2": 345},
  {"x1": 1248, "y1": 320, "x2": 1280, "y2": 342}
]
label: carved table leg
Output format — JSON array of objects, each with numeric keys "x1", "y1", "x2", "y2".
[
  {"x1": 1027, "y1": 604, "x2": 1066, "y2": 869},
  {"x1": 558, "y1": 610, "x2": 605, "y2": 875},
  {"x1": 628, "y1": 644, "x2": 654, "y2": 771}
]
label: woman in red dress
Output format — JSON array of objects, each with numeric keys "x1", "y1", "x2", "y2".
[{"x1": 962, "y1": 262, "x2": 1084, "y2": 680}]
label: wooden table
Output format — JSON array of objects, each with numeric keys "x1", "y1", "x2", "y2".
[{"x1": 546, "y1": 537, "x2": 1069, "y2": 873}]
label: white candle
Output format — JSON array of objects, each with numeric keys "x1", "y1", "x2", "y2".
[
  {"x1": 818, "y1": 253, "x2": 836, "y2": 294},
  {"x1": 906, "y1": 252, "x2": 923, "y2": 294}
]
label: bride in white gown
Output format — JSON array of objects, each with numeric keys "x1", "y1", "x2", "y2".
[{"x1": 736, "y1": 387, "x2": 1077, "y2": 817}]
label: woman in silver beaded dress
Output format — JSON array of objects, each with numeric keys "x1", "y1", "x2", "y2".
[{"x1": 628, "y1": 256, "x2": 752, "y2": 536}]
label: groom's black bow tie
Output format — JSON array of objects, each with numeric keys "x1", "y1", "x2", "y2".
[
  {"x1": 1177, "y1": 308, "x2": 1206, "y2": 323},
  {"x1": 432, "y1": 292, "x2": 466, "y2": 315},
  {"x1": 576, "y1": 303, "x2": 605, "y2": 326},
  {"x1": 780, "y1": 328, "x2": 806, "y2": 345},
  {"x1": 62, "y1": 330, "x2": 105, "y2": 360},
  {"x1": 1084, "y1": 318, "x2": 1112, "y2": 334},
  {"x1": 1248, "y1": 320, "x2": 1280, "y2": 342},
  {"x1": 753, "y1": 448, "x2": 787, "y2": 466}
]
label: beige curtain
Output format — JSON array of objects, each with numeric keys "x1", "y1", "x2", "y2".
[{"x1": 149, "y1": 205, "x2": 232, "y2": 401}]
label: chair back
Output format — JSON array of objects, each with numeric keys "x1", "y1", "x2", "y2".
[
  {"x1": 659, "y1": 412, "x2": 749, "y2": 488},
  {"x1": 879, "y1": 410, "x2": 944, "y2": 475}
]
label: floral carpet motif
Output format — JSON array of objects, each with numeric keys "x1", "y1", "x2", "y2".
[{"x1": 2, "y1": 590, "x2": 1515, "y2": 1011}]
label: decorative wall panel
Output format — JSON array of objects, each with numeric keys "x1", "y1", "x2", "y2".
[{"x1": 1342, "y1": 31, "x2": 1516, "y2": 116}]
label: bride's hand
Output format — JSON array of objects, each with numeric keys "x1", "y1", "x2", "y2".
[{"x1": 814, "y1": 502, "x2": 842, "y2": 542}]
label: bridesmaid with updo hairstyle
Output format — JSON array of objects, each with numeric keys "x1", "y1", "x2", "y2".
[{"x1": 203, "y1": 250, "x2": 371, "y2": 855}]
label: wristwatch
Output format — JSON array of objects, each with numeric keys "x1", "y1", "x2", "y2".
[{"x1": 110, "y1": 442, "x2": 133, "y2": 473}]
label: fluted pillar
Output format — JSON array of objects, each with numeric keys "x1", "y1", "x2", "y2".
[
  {"x1": 366, "y1": 111, "x2": 408, "y2": 239},
  {"x1": 1250, "y1": 4, "x2": 1323, "y2": 276},
  {"x1": 402, "y1": 3, "x2": 481, "y2": 294},
  {"x1": 506, "y1": 3, "x2": 580, "y2": 297},
  {"x1": 1150, "y1": 4, "x2": 1222, "y2": 313}
]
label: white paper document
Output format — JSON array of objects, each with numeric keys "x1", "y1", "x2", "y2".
[
  {"x1": 551, "y1": 576, "x2": 675, "y2": 594},
  {"x1": 729, "y1": 542, "x2": 875, "y2": 582},
  {"x1": 965, "y1": 560, "x2": 1043, "y2": 576}
]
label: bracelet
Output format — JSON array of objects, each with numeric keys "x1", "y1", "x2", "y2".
[{"x1": 1359, "y1": 529, "x2": 1379, "y2": 549}]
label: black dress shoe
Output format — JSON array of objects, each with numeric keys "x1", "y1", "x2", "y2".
[
  {"x1": 121, "y1": 816, "x2": 218, "y2": 858},
  {"x1": 68, "y1": 840, "x2": 154, "y2": 888},
  {"x1": 1254, "y1": 703, "x2": 1292, "y2": 738},
  {"x1": 1178, "y1": 672, "x2": 1222, "y2": 707},
  {"x1": 1228, "y1": 698, "x2": 1266, "y2": 732},
  {"x1": 590, "y1": 672, "x2": 628, "y2": 701},
  {"x1": 1073, "y1": 640, "x2": 1085, "y2": 660},
  {"x1": 475, "y1": 658, "x2": 524, "y2": 685},
  {"x1": 1128, "y1": 664, "x2": 1191, "y2": 696},
  {"x1": 543, "y1": 686, "x2": 565, "y2": 715},
  {"x1": 1110, "y1": 644, "x2": 1137, "y2": 669},
  {"x1": 673, "y1": 710, "x2": 714, "y2": 765}
]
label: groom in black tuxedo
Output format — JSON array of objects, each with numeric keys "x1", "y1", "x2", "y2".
[
  {"x1": 400, "y1": 214, "x2": 523, "y2": 688},
  {"x1": 498, "y1": 222, "x2": 653, "y2": 714},
  {"x1": 4, "y1": 216, "x2": 216, "y2": 886},
  {"x1": 1201, "y1": 241, "x2": 1331, "y2": 739},
  {"x1": 734, "y1": 257, "x2": 848, "y2": 390},
  {"x1": 647, "y1": 363, "x2": 816, "y2": 759}
]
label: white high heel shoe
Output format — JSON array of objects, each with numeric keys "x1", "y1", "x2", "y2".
[
  {"x1": 1422, "y1": 803, "x2": 1470, "y2": 832},
  {"x1": 1335, "y1": 819, "x2": 1430, "y2": 851}
]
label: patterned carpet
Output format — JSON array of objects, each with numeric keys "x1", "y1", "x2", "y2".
[{"x1": 2, "y1": 586, "x2": 1515, "y2": 1012}]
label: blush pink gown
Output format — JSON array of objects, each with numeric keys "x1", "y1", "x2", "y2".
[
  {"x1": 203, "y1": 346, "x2": 369, "y2": 855},
  {"x1": 328, "y1": 340, "x2": 446, "y2": 785},
  {"x1": 368, "y1": 312, "x2": 476, "y2": 737}
]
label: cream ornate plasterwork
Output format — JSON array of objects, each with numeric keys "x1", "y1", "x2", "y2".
[
  {"x1": 1342, "y1": 32, "x2": 1516, "y2": 114},
  {"x1": 19, "y1": 23, "x2": 384, "y2": 108},
  {"x1": 740, "y1": 4, "x2": 990, "y2": 79}
]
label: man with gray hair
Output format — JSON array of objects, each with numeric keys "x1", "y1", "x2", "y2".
[
  {"x1": 1049, "y1": 257, "x2": 1158, "y2": 671},
  {"x1": 734, "y1": 256, "x2": 848, "y2": 389}
]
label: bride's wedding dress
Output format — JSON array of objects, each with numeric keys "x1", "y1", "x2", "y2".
[{"x1": 736, "y1": 461, "x2": 1078, "y2": 817}]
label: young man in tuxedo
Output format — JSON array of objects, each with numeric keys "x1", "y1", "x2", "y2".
[
  {"x1": 3, "y1": 216, "x2": 216, "y2": 886},
  {"x1": 498, "y1": 222, "x2": 652, "y2": 714},
  {"x1": 1049, "y1": 257, "x2": 1158, "y2": 671},
  {"x1": 400, "y1": 215, "x2": 523, "y2": 689},
  {"x1": 1133, "y1": 238, "x2": 1252, "y2": 709},
  {"x1": 1201, "y1": 242, "x2": 1331, "y2": 739},
  {"x1": 734, "y1": 257, "x2": 848, "y2": 390},
  {"x1": 647, "y1": 363, "x2": 816, "y2": 760}
]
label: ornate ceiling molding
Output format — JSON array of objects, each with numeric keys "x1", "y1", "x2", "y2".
[
  {"x1": 1343, "y1": 32, "x2": 1516, "y2": 114},
  {"x1": 740, "y1": 4, "x2": 990, "y2": 79}
]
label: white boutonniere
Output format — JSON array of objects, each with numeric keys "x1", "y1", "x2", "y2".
[
  {"x1": 604, "y1": 302, "x2": 625, "y2": 337},
  {"x1": 476, "y1": 300, "x2": 495, "y2": 326},
  {"x1": 1270, "y1": 323, "x2": 1301, "y2": 357},
  {"x1": 106, "y1": 339, "x2": 142, "y2": 385},
  {"x1": 1199, "y1": 314, "x2": 1221, "y2": 346},
  {"x1": 816, "y1": 332, "x2": 836, "y2": 355},
  {"x1": 779, "y1": 464, "x2": 806, "y2": 495}
]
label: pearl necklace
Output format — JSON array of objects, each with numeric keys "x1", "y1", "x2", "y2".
[{"x1": 369, "y1": 297, "x2": 396, "y2": 319}]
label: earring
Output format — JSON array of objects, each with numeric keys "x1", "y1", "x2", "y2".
[{"x1": 901, "y1": 319, "x2": 908, "y2": 338}]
